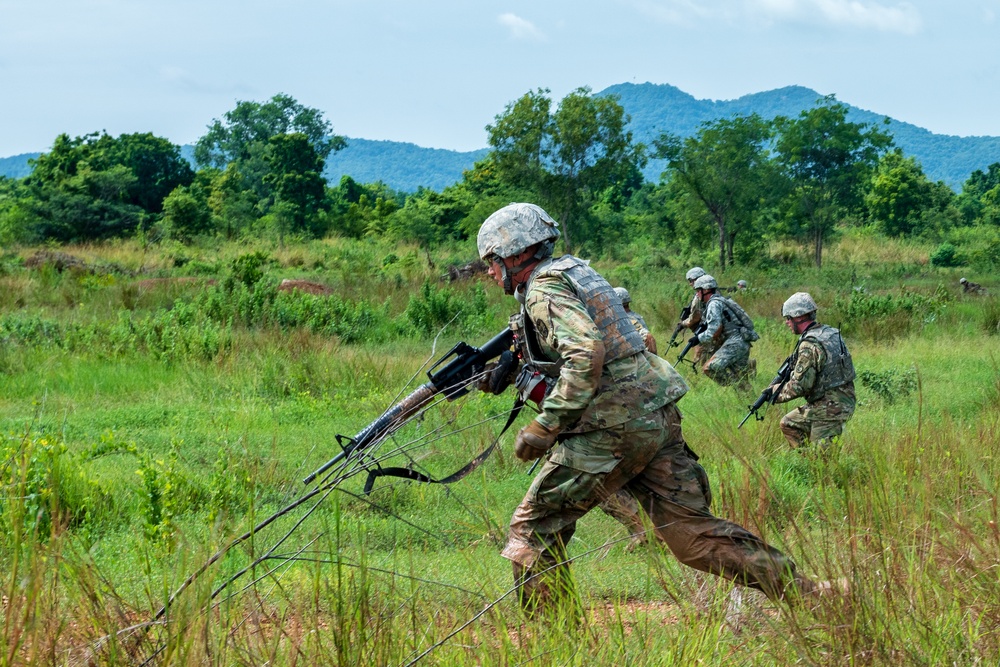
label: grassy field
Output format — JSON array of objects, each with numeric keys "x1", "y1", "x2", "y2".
[{"x1": 1, "y1": 235, "x2": 999, "y2": 665}]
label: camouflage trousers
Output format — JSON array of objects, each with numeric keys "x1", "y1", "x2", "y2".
[
  {"x1": 598, "y1": 490, "x2": 647, "y2": 547},
  {"x1": 502, "y1": 403, "x2": 811, "y2": 616},
  {"x1": 702, "y1": 337, "x2": 752, "y2": 387},
  {"x1": 779, "y1": 397, "x2": 855, "y2": 448}
]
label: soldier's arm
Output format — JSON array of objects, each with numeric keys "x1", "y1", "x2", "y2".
[
  {"x1": 525, "y1": 276, "x2": 606, "y2": 432},
  {"x1": 696, "y1": 300, "x2": 722, "y2": 343},
  {"x1": 681, "y1": 295, "x2": 702, "y2": 328},
  {"x1": 774, "y1": 342, "x2": 821, "y2": 403}
]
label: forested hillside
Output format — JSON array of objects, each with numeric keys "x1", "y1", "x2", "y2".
[
  {"x1": 3, "y1": 83, "x2": 998, "y2": 190},
  {"x1": 604, "y1": 83, "x2": 1000, "y2": 188}
]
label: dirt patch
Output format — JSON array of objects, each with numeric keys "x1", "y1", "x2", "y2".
[{"x1": 277, "y1": 279, "x2": 335, "y2": 296}]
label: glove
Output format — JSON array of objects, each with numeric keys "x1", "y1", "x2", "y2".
[
  {"x1": 644, "y1": 333, "x2": 658, "y2": 355},
  {"x1": 688, "y1": 335, "x2": 700, "y2": 346},
  {"x1": 514, "y1": 420, "x2": 559, "y2": 462},
  {"x1": 476, "y1": 350, "x2": 518, "y2": 395}
]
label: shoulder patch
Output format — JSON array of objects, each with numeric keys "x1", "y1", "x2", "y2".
[{"x1": 535, "y1": 319, "x2": 550, "y2": 341}]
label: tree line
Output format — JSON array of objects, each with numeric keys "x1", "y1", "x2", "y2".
[{"x1": 1, "y1": 89, "x2": 998, "y2": 270}]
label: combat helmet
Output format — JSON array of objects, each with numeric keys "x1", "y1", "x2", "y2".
[
  {"x1": 477, "y1": 203, "x2": 560, "y2": 294},
  {"x1": 782, "y1": 292, "x2": 818, "y2": 318},
  {"x1": 737, "y1": 280, "x2": 747, "y2": 289},
  {"x1": 686, "y1": 266, "x2": 706, "y2": 281},
  {"x1": 614, "y1": 286, "x2": 631, "y2": 305},
  {"x1": 960, "y1": 278, "x2": 968, "y2": 284},
  {"x1": 693, "y1": 274, "x2": 717, "y2": 290}
]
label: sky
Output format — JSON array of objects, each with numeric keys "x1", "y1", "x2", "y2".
[{"x1": 2, "y1": 0, "x2": 999, "y2": 158}]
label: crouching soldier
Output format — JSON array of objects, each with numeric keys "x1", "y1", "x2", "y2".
[
  {"x1": 692, "y1": 274, "x2": 758, "y2": 389},
  {"x1": 772, "y1": 292, "x2": 856, "y2": 448}
]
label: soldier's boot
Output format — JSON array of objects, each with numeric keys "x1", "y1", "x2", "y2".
[{"x1": 512, "y1": 560, "x2": 582, "y2": 623}]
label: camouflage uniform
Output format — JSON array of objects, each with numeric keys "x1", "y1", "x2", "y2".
[
  {"x1": 697, "y1": 293, "x2": 758, "y2": 387},
  {"x1": 961, "y1": 278, "x2": 988, "y2": 295},
  {"x1": 679, "y1": 293, "x2": 707, "y2": 366},
  {"x1": 774, "y1": 323, "x2": 856, "y2": 448},
  {"x1": 503, "y1": 254, "x2": 810, "y2": 612}
]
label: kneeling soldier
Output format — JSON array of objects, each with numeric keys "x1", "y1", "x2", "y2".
[{"x1": 772, "y1": 292, "x2": 856, "y2": 448}]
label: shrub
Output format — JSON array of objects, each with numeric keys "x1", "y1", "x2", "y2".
[
  {"x1": 857, "y1": 366, "x2": 918, "y2": 404},
  {"x1": 834, "y1": 286, "x2": 950, "y2": 340},
  {"x1": 930, "y1": 242, "x2": 963, "y2": 267}
]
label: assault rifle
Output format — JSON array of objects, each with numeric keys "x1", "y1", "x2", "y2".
[
  {"x1": 667, "y1": 305, "x2": 693, "y2": 349},
  {"x1": 738, "y1": 349, "x2": 798, "y2": 428},
  {"x1": 304, "y1": 327, "x2": 515, "y2": 485},
  {"x1": 676, "y1": 322, "x2": 706, "y2": 368}
]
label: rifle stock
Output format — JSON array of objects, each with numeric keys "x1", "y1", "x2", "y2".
[{"x1": 303, "y1": 327, "x2": 514, "y2": 484}]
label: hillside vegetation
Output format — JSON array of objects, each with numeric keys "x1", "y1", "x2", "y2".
[{"x1": 4, "y1": 83, "x2": 1000, "y2": 191}]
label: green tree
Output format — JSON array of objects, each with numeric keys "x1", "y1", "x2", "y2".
[
  {"x1": 654, "y1": 114, "x2": 778, "y2": 269},
  {"x1": 161, "y1": 183, "x2": 212, "y2": 241},
  {"x1": 29, "y1": 132, "x2": 193, "y2": 214},
  {"x1": 486, "y1": 87, "x2": 645, "y2": 251},
  {"x1": 957, "y1": 162, "x2": 1000, "y2": 226},
  {"x1": 194, "y1": 93, "x2": 346, "y2": 168},
  {"x1": 327, "y1": 176, "x2": 403, "y2": 238},
  {"x1": 864, "y1": 150, "x2": 956, "y2": 237},
  {"x1": 262, "y1": 133, "x2": 328, "y2": 236},
  {"x1": 774, "y1": 97, "x2": 893, "y2": 267}
]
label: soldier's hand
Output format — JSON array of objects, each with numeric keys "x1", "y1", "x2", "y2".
[
  {"x1": 476, "y1": 350, "x2": 518, "y2": 395},
  {"x1": 688, "y1": 335, "x2": 700, "y2": 346},
  {"x1": 514, "y1": 420, "x2": 558, "y2": 462},
  {"x1": 645, "y1": 333, "x2": 658, "y2": 355}
]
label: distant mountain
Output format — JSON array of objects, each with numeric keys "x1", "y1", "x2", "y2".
[
  {"x1": 0, "y1": 141, "x2": 486, "y2": 194},
  {"x1": 2, "y1": 83, "x2": 998, "y2": 190},
  {"x1": 0, "y1": 153, "x2": 40, "y2": 179},
  {"x1": 604, "y1": 82, "x2": 1000, "y2": 189},
  {"x1": 322, "y1": 138, "x2": 488, "y2": 192}
]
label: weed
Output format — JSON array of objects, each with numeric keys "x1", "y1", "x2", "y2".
[{"x1": 858, "y1": 366, "x2": 918, "y2": 403}]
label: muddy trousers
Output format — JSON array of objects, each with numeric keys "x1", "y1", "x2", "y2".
[{"x1": 502, "y1": 403, "x2": 810, "y2": 615}]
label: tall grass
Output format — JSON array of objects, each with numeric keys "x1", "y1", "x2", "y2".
[{"x1": 0, "y1": 236, "x2": 998, "y2": 664}]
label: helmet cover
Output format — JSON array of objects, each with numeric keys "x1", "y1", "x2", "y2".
[
  {"x1": 782, "y1": 292, "x2": 818, "y2": 318},
  {"x1": 693, "y1": 274, "x2": 717, "y2": 290}
]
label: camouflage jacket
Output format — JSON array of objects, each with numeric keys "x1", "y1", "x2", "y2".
[
  {"x1": 521, "y1": 260, "x2": 688, "y2": 434},
  {"x1": 775, "y1": 330, "x2": 856, "y2": 408}
]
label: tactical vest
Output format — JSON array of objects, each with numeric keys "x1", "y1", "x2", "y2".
[
  {"x1": 707, "y1": 294, "x2": 759, "y2": 343},
  {"x1": 801, "y1": 324, "x2": 855, "y2": 400},
  {"x1": 511, "y1": 255, "x2": 646, "y2": 377}
]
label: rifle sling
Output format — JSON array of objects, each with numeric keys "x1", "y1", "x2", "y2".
[{"x1": 363, "y1": 395, "x2": 526, "y2": 495}]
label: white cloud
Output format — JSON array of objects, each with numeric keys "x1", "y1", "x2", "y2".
[
  {"x1": 626, "y1": 0, "x2": 921, "y2": 33},
  {"x1": 497, "y1": 13, "x2": 545, "y2": 41},
  {"x1": 809, "y1": 0, "x2": 922, "y2": 33}
]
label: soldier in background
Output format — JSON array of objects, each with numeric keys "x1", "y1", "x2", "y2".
[
  {"x1": 692, "y1": 274, "x2": 759, "y2": 389},
  {"x1": 614, "y1": 286, "x2": 657, "y2": 354},
  {"x1": 737, "y1": 280, "x2": 748, "y2": 291},
  {"x1": 476, "y1": 203, "x2": 819, "y2": 617},
  {"x1": 679, "y1": 267, "x2": 707, "y2": 364},
  {"x1": 960, "y1": 277, "x2": 988, "y2": 295},
  {"x1": 770, "y1": 292, "x2": 856, "y2": 448}
]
